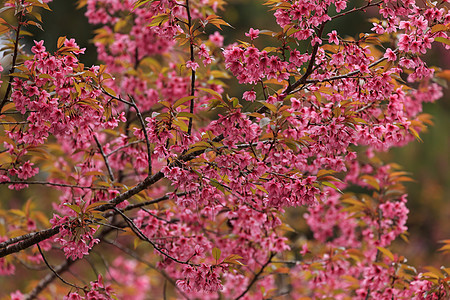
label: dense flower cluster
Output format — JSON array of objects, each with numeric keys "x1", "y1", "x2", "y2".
[
  {"x1": 0, "y1": 0, "x2": 449, "y2": 298},
  {"x1": 50, "y1": 212, "x2": 100, "y2": 260}
]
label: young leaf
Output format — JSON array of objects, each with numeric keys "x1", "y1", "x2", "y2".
[{"x1": 212, "y1": 247, "x2": 221, "y2": 262}]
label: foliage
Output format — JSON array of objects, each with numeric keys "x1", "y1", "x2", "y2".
[{"x1": 0, "y1": 0, "x2": 450, "y2": 299}]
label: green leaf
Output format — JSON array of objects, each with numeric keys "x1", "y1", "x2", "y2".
[
  {"x1": 261, "y1": 102, "x2": 277, "y2": 113},
  {"x1": 133, "y1": 0, "x2": 153, "y2": 10},
  {"x1": 148, "y1": 14, "x2": 169, "y2": 27},
  {"x1": 212, "y1": 247, "x2": 221, "y2": 261},
  {"x1": 91, "y1": 212, "x2": 108, "y2": 222},
  {"x1": 65, "y1": 204, "x2": 81, "y2": 214},
  {"x1": 434, "y1": 36, "x2": 450, "y2": 46},
  {"x1": 409, "y1": 127, "x2": 423, "y2": 143},
  {"x1": 86, "y1": 201, "x2": 109, "y2": 211},
  {"x1": 431, "y1": 24, "x2": 448, "y2": 33},
  {"x1": 321, "y1": 181, "x2": 343, "y2": 193},
  {"x1": 317, "y1": 169, "x2": 337, "y2": 178},
  {"x1": 9, "y1": 72, "x2": 29, "y2": 79},
  {"x1": 209, "y1": 179, "x2": 225, "y2": 193},
  {"x1": 173, "y1": 96, "x2": 195, "y2": 109},
  {"x1": 376, "y1": 246, "x2": 394, "y2": 261},
  {"x1": 198, "y1": 87, "x2": 222, "y2": 100},
  {"x1": 159, "y1": 100, "x2": 171, "y2": 108},
  {"x1": 57, "y1": 36, "x2": 66, "y2": 48},
  {"x1": 177, "y1": 112, "x2": 195, "y2": 118},
  {"x1": 223, "y1": 254, "x2": 245, "y2": 266},
  {"x1": 360, "y1": 174, "x2": 380, "y2": 190},
  {"x1": 184, "y1": 146, "x2": 208, "y2": 156}
]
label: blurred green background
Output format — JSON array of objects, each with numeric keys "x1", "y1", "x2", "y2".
[{"x1": 11, "y1": 0, "x2": 450, "y2": 268}]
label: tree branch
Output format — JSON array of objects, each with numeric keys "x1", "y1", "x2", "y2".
[
  {"x1": 24, "y1": 257, "x2": 76, "y2": 300},
  {"x1": 234, "y1": 252, "x2": 276, "y2": 300},
  {"x1": 106, "y1": 140, "x2": 143, "y2": 157},
  {"x1": 103, "y1": 239, "x2": 191, "y2": 300},
  {"x1": 185, "y1": 0, "x2": 196, "y2": 135},
  {"x1": 93, "y1": 134, "x2": 115, "y2": 182},
  {"x1": 283, "y1": 23, "x2": 326, "y2": 96},
  {"x1": 0, "y1": 181, "x2": 113, "y2": 190},
  {"x1": 0, "y1": 7, "x2": 24, "y2": 112},
  {"x1": 113, "y1": 208, "x2": 198, "y2": 266},
  {"x1": 128, "y1": 95, "x2": 152, "y2": 176},
  {"x1": 0, "y1": 227, "x2": 60, "y2": 258},
  {"x1": 36, "y1": 244, "x2": 84, "y2": 291},
  {"x1": 331, "y1": 0, "x2": 383, "y2": 20}
]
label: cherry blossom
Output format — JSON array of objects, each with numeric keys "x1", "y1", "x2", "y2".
[{"x1": 0, "y1": 0, "x2": 449, "y2": 298}]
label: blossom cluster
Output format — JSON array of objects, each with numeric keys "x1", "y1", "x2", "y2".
[
  {"x1": 1, "y1": 0, "x2": 449, "y2": 298},
  {"x1": 50, "y1": 213, "x2": 99, "y2": 260}
]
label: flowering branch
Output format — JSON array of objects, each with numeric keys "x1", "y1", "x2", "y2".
[
  {"x1": 331, "y1": 0, "x2": 383, "y2": 20},
  {"x1": 0, "y1": 227, "x2": 60, "y2": 258},
  {"x1": 284, "y1": 23, "x2": 326, "y2": 95},
  {"x1": 0, "y1": 134, "x2": 223, "y2": 258}
]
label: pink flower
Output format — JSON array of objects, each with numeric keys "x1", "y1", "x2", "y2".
[
  {"x1": 10, "y1": 291, "x2": 24, "y2": 300},
  {"x1": 334, "y1": 0, "x2": 347, "y2": 12},
  {"x1": 209, "y1": 31, "x2": 224, "y2": 47},
  {"x1": 311, "y1": 36, "x2": 322, "y2": 46},
  {"x1": 17, "y1": 161, "x2": 38, "y2": 180},
  {"x1": 203, "y1": 56, "x2": 213, "y2": 65},
  {"x1": 63, "y1": 292, "x2": 82, "y2": 300},
  {"x1": 327, "y1": 30, "x2": 339, "y2": 45},
  {"x1": 371, "y1": 22, "x2": 385, "y2": 34},
  {"x1": 198, "y1": 44, "x2": 209, "y2": 59},
  {"x1": 186, "y1": 60, "x2": 199, "y2": 71},
  {"x1": 243, "y1": 90, "x2": 256, "y2": 102},
  {"x1": 300, "y1": 243, "x2": 309, "y2": 255},
  {"x1": 31, "y1": 40, "x2": 46, "y2": 54},
  {"x1": 384, "y1": 48, "x2": 397, "y2": 61},
  {"x1": 245, "y1": 28, "x2": 260, "y2": 40}
]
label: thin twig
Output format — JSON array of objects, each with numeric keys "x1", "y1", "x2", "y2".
[
  {"x1": 103, "y1": 239, "x2": 190, "y2": 300},
  {"x1": 128, "y1": 95, "x2": 152, "y2": 176},
  {"x1": 331, "y1": 0, "x2": 383, "y2": 20},
  {"x1": 36, "y1": 244, "x2": 84, "y2": 291},
  {"x1": 304, "y1": 49, "x2": 395, "y2": 85},
  {"x1": 0, "y1": 6, "x2": 24, "y2": 112},
  {"x1": 102, "y1": 192, "x2": 186, "y2": 218},
  {"x1": 106, "y1": 140, "x2": 143, "y2": 157},
  {"x1": 101, "y1": 88, "x2": 133, "y2": 106},
  {"x1": 185, "y1": 0, "x2": 196, "y2": 135},
  {"x1": 93, "y1": 134, "x2": 115, "y2": 182},
  {"x1": 234, "y1": 252, "x2": 276, "y2": 300},
  {"x1": 25, "y1": 225, "x2": 117, "y2": 299},
  {"x1": 0, "y1": 121, "x2": 28, "y2": 125},
  {"x1": 24, "y1": 257, "x2": 75, "y2": 300},
  {"x1": 113, "y1": 207, "x2": 198, "y2": 266},
  {"x1": 0, "y1": 181, "x2": 113, "y2": 190}
]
